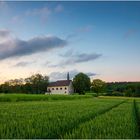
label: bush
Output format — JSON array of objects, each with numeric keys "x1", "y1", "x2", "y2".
[
  {"x1": 92, "y1": 93, "x2": 98, "y2": 97},
  {"x1": 124, "y1": 89, "x2": 132, "y2": 97},
  {"x1": 100, "y1": 93, "x2": 112, "y2": 96},
  {"x1": 112, "y1": 91, "x2": 124, "y2": 96}
]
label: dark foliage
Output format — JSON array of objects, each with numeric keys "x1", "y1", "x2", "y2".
[
  {"x1": 91, "y1": 79, "x2": 106, "y2": 94},
  {"x1": 73, "y1": 73, "x2": 91, "y2": 94},
  {"x1": 0, "y1": 74, "x2": 49, "y2": 94},
  {"x1": 106, "y1": 82, "x2": 140, "y2": 97}
]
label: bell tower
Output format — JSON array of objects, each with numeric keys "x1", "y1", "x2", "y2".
[{"x1": 67, "y1": 72, "x2": 70, "y2": 81}]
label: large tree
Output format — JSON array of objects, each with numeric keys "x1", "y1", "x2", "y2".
[
  {"x1": 0, "y1": 74, "x2": 49, "y2": 94},
  {"x1": 91, "y1": 79, "x2": 106, "y2": 94},
  {"x1": 25, "y1": 74, "x2": 49, "y2": 94},
  {"x1": 73, "y1": 73, "x2": 91, "y2": 94}
]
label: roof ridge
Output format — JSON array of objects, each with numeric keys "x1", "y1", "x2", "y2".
[{"x1": 48, "y1": 80, "x2": 71, "y2": 87}]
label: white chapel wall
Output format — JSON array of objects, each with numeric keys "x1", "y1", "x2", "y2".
[{"x1": 47, "y1": 86, "x2": 69, "y2": 94}]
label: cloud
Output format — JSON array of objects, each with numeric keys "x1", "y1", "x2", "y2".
[
  {"x1": 13, "y1": 61, "x2": 36, "y2": 67},
  {"x1": 47, "y1": 64, "x2": 59, "y2": 68},
  {"x1": 49, "y1": 69, "x2": 96, "y2": 81},
  {"x1": 68, "y1": 53, "x2": 101, "y2": 63},
  {"x1": 44, "y1": 61, "x2": 50, "y2": 65},
  {"x1": 0, "y1": 29, "x2": 13, "y2": 43},
  {"x1": 0, "y1": 29, "x2": 67, "y2": 60},
  {"x1": 59, "y1": 53, "x2": 102, "y2": 66},
  {"x1": 0, "y1": 29, "x2": 11, "y2": 38},
  {"x1": 50, "y1": 51, "x2": 102, "y2": 67}
]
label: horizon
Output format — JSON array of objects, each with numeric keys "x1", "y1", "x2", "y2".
[
  {"x1": 0, "y1": 1, "x2": 140, "y2": 83},
  {"x1": 0, "y1": 72, "x2": 140, "y2": 84}
]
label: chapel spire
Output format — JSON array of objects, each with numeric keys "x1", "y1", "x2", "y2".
[{"x1": 67, "y1": 72, "x2": 70, "y2": 81}]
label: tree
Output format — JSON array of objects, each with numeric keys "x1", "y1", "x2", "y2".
[
  {"x1": 0, "y1": 74, "x2": 49, "y2": 94},
  {"x1": 91, "y1": 79, "x2": 106, "y2": 95},
  {"x1": 73, "y1": 73, "x2": 91, "y2": 94},
  {"x1": 24, "y1": 74, "x2": 49, "y2": 94},
  {"x1": 0, "y1": 82, "x2": 11, "y2": 93},
  {"x1": 124, "y1": 88, "x2": 132, "y2": 97}
]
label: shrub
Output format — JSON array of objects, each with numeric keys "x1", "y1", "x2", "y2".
[{"x1": 112, "y1": 91, "x2": 124, "y2": 96}]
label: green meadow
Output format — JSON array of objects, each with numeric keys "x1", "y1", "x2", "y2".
[{"x1": 0, "y1": 94, "x2": 140, "y2": 139}]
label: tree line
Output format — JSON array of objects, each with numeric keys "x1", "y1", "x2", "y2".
[
  {"x1": 0, "y1": 72, "x2": 140, "y2": 97},
  {"x1": 73, "y1": 73, "x2": 140, "y2": 97},
  {"x1": 0, "y1": 74, "x2": 49, "y2": 94},
  {"x1": 105, "y1": 82, "x2": 140, "y2": 97}
]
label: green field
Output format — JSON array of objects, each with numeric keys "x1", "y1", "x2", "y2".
[{"x1": 0, "y1": 94, "x2": 140, "y2": 139}]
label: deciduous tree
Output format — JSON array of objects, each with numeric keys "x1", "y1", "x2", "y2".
[
  {"x1": 91, "y1": 79, "x2": 106, "y2": 94},
  {"x1": 73, "y1": 73, "x2": 91, "y2": 94}
]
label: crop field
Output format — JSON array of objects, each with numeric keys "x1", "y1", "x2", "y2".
[
  {"x1": 0, "y1": 94, "x2": 140, "y2": 139},
  {"x1": 0, "y1": 94, "x2": 92, "y2": 102}
]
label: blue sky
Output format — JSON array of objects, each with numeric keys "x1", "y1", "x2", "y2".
[{"x1": 0, "y1": 1, "x2": 140, "y2": 82}]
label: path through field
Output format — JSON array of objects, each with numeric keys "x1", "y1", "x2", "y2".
[{"x1": 0, "y1": 95, "x2": 140, "y2": 139}]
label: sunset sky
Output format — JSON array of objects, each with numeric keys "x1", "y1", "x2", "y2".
[{"x1": 0, "y1": 1, "x2": 140, "y2": 83}]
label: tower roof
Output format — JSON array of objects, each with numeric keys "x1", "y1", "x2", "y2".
[
  {"x1": 48, "y1": 80, "x2": 71, "y2": 87},
  {"x1": 67, "y1": 72, "x2": 70, "y2": 81}
]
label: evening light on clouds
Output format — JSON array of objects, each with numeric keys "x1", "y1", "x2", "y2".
[{"x1": 0, "y1": 1, "x2": 140, "y2": 82}]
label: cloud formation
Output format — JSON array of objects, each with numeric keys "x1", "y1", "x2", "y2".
[
  {"x1": 0, "y1": 29, "x2": 67, "y2": 60},
  {"x1": 13, "y1": 61, "x2": 36, "y2": 67},
  {"x1": 0, "y1": 29, "x2": 11, "y2": 39},
  {"x1": 49, "y1": 50, "x2": 102, "y2": 68},
  {"x1": 69, "y1": 53, "x2": 101, "y2": 63},
  {"x1": 49, "y1": 69, "x2": 96, "y2": 81},
  {"x1": 61, "y1": 53, "x2": 101, "y2": 65}
]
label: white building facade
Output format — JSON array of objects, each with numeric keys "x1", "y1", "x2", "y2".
[
  {"x1": 47, "y1": 73, "x2": 74, "y2": 94},
  {"x1": 47, "y1": 80, "x2": 74, "y2": 94}
]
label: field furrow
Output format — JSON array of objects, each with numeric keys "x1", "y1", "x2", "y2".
[
  {"x1": 63, "y1": 100, "x2": 138, "y2": 139},
  {"x1": 135, "y1": 100, "x2": 140, "y2": 138},
  {"x1": 0, "y1": 98, "x2": 124, "y2": 139}
]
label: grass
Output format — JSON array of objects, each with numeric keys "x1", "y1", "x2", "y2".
[
  {"x1": 0, "y1": 95, "x2": 125, "y2": 139},
  {"x1": 0, "y1": 93, "x2": 92, "y2": 102},
  {"x1": 64, "y1": 100, "x2": 138, "y2": 139},
  {"x1": 134, "y1": 99, "x2": 140, "y2": 138},
  {"x1": 0, "y1": 94, "x2": 140, "y2": 139}
]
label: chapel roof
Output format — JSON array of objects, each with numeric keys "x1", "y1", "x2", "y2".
[{"x1": 48, "y1": 80, "x2": 72, "y2": 87}]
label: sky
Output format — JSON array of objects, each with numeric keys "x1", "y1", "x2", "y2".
[{"x1": 0, "y1": 1, "x2": 140, "y2": 83}]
